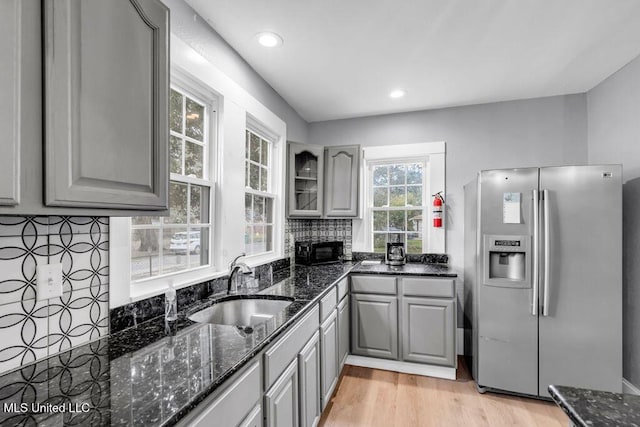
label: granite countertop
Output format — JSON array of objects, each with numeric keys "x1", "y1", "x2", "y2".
[
  {"x1": 549, "y1": 385, "x2": 640, "y2": 426},
  {"x1": 350, "y1": 261, "x2": 457, "y2": 277},
  {"x1": 0, "y1": 261, "x2": 455, "y2": 426}
]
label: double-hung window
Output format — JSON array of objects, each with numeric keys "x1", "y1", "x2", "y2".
[
  {"x1": 130, "y1": 83, "x2": 216, "y2": 281},
  {"x1": 244, "y1": 128, "x2": 275, "y2": 256},
  {"x1": 370, "y1": 161, "x2": 426, "y2": 253}
]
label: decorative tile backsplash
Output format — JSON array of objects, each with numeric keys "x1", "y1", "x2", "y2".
[
  {"x1": 285, "y1": 219, "x2": 353, "y2": 259},
  {"x1": 0, "y1": 216, "x2": 109, "y2": 375}
]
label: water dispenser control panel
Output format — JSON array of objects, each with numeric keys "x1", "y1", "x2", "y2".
[{"x1": 483, "y1": 234, "x2": 531, "y2": 288}]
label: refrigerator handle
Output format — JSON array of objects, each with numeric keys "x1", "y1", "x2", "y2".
[
  {"x1": 532, "y1": 189, "x2": 539, "y2": 316},
  {"x1": 543, "y1": 189, "x2": 550, "y2": 316}
]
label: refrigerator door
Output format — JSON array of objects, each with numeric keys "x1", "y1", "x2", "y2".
[
  {"x1": 477, "y1": 168, "x2": 539, "y2": 395},
  {"x1": 538, "y1": 165, "x2": 622, "y2": 397}
]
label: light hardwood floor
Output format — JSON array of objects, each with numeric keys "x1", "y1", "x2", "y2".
[{"x1": 319, "y1": 358, "x2": 568, "y2": 427}]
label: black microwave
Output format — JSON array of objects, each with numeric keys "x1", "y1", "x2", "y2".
[{"x1": 295, "y1": 241, "x2": 344, "y2": 265}]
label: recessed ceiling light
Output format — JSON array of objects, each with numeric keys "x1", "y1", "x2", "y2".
[
  {"x1": 389, "y1": 89, "x2": 406, "y2": 99},
  {"x1": 256, "y1": 32, "x2": 283, "y2": 48}
]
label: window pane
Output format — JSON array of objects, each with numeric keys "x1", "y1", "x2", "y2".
[
  {"x1": 265, "y1": 225, "x2": 273, "y2": 252},
  {"x1": 245, "y1": 194, "x2": 253, "y2": 222},
  {"x1": 190, "y1": 185, "x2": 210, "y2": 224},
  {"x1": 245, "y1": 225, "x2": 252, "y2": 251},
  {"x1": 185, "y1": 98, "x2": 204, "y2": 141},
  {"x1": 389, "y1": 164, "x2": 405, "y2": 185},
  {"x1": 245, "y1": 131, "x2": 250, "y2": 159},
  {"x1": 407, "y1": 233, "x2": 422, "y2": 254},
  {"x1": 373, "y1": 211, "x2": 388, "y2": 231},
  {"x1": 185, "y1": 142, "x2": 203, "y2": 178},
  {"x1": 250, "y1": 133, "x2": 260, "y2": 163},
  {"x1": 265, "y1": 197, "x2": 274, "y2": 224},
  {"x1": 373, "y1": 187, "x2": 388, "y2": 207},
  {"x1": 373, "y1": 233, "x2": 387, "y2": 253},
  {"x1": 407, "y1": 163, "x2": 423, "y2": 184},
  {"x1": 252, "y1": 225, "x2": 266, "y2": 254},
  {"x1": 167, "y1": 182, "x2": 188, "y2": 224},
  {"x1": 407, "y1": 210, "x2": 423, "y2": 232},
  {"x1": 249, "y1": 163, "x2": 260, "y2": 190},
  {"x1": 389, "y1": 187, "x2": 406, "y2": 207},
  {"x1": 132, "y1": 216, "x2": 160, "y2": 226},
  {"x1": 170, "y1": 89, "x2": 183, "y2": 133},
  {"x1": 260, "y1": 167, "x2": 268, "y2": 192},
  {"x1": 189, "y1": 227, "x2": 209, "y2": 268},
  {"x1": 253, "y1": 196, "x2": 265, "y2": 223},
  {"x1": 261, "y1": 140, "x2": 269, "y2": 167},
  {"x1": 131, "y1": 229, "x2": 160, "y2": 280},
  {"x1": 170, "y1": 136, "x2": 183, "y2": 175},
  {"x1": 389, "y1": 210, "x2": 405, "y2": 232},
  {"x1": 373, "y1": 166, "x2": 388, "y2": 186},
  {"x1": 407, "y1": 186, "x2": 422, "y2": 206},
  {"x1": 164, "y1": 227, "x2": 189, "y2": 274}
]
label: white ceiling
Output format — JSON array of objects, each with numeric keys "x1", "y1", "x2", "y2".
[{"x1": 186, "y1": 0, "x2": 640, "y2": 123}]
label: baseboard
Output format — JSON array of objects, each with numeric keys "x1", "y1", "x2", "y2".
[
  {"x1": 345, "y1": 355, "x2": 456, "y2": 380},
  {"x1": 623, "y1": 378, "x2": 640, "y2": 395},
  {"x1": 457, "y1": 327, "x2": 464, "y2": 355}
]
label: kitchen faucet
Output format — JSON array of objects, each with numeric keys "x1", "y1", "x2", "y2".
[{"x1": 227, "y1": 253, "x2": 252, "y2": 294}]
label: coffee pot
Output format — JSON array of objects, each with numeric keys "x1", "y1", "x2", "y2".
[{"x1": 385, "y1": 242, "x2": 406, "y2": 266}]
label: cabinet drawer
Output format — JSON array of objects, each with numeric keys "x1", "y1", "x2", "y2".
[
  {"x1": 264, "y1": 305, "x2": 319, "y2": 390},
  {"x1": 337, "y1": 277, "x2": 348, "y2": 302},
  {"x1": 320, "y1": 287, "x2": 337, "y2": 322},
  {"x1": 351, "y1": 275, "x2": 396, "y2": 295},
  {"x1": 187, "y1": 360, "x2": 261, "y2": 427},
  {"x1": 402, "y1": 278, "x2": 454, "y2": 298}
]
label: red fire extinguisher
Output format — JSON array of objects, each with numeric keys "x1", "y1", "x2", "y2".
[{"x1": 432, "y1": 192, "x2": 444, "y2": 228}]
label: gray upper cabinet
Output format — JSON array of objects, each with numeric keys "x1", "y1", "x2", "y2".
[
  {"x1": 351, "y1": 293, "x2": 398, "y2": 360},
  {"x1": 44, "y1": 0, "x2": 169, "y2": 210},
  {"x1": 0, "y1": 0, "x2": 25, "y2": 206},
  {"x1": 324, "y1": 145, "x2": 359, "y2": 217},
  {"x1": 288, "y1": 142, "x2": 324, "y2": 217},
  {"x1": 402, "y1": 297, "x2": 455, "y2": 367}
]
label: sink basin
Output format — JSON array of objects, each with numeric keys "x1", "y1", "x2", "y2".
[{"x1": 188, "y1": 296, "x2": 293, "y2": 326}]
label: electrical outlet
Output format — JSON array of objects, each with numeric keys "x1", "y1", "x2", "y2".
[{"x1": 36, "y1": 264, "x2": 63, "y2": 301}]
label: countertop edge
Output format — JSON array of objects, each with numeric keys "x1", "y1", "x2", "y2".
[{"x1": 548, "y1": 385, "x2": 589, "y2": 427}]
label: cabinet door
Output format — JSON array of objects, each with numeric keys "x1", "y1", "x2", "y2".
[
  {"x1": 324, "y1": 145, "x2": 359, "y2": 217},
  {"x1": 288, "y1": 142, "x2": 324, "y2": 217},
  {"x1": 44, "y1": 0, "x2": 169, "y2": 210},
  {"x1": 298, "y1": 332, "x2": 321, "y2": 427},
  {"x1": 402, "y1": 297, "x2": 455, "y2": 367},
  {"x1": 351, "y1": 293, "x2": 398, "y2": 360},
  {"x1": 320, "y1": 310, "x2": 338, "y2": 410},
  {"x1": 338, "y1": 296, "x2": 350, "y2": 370},
  {"x1": 265, "y1": 359, "x2": 298, "y2": 427},
  {"x1": 240, "y1": 403, "x2": 263, "y2": 427},
  {"x1": 0, "y1": 0, "x2": 30, "y2": 206}
]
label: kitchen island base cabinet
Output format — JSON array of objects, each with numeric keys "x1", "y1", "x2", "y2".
[
  {"x1": 320, "y1": 310, "x2": 339, "y2": 410},
  {"x1": 402, "y1": 297, "x2": 455, "y2": 367},
  {"x1": 298, "y1": 332, "x2": 321, "y2": 427},
  {"x1": 265, "y1": 359, "x2": 299, "y2": 427},
  {"x1": 351, "y1": 293, "x2": 398, "y2": 360}
]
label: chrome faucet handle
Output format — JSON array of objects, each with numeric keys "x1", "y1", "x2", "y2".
[{"x1": 229, "y1": 253, "x2": 246, "y2": 270}]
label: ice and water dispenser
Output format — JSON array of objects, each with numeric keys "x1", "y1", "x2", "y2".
[{"x1": 482, "y1": 235, "x2": 531, "y2": 288}]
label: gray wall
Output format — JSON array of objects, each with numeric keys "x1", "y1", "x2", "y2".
[
  {"x1": 588, "y1": 53, "x2": 640, "y2": 388},
  {"x1": 311, "y1": 94, "x2": 588, "y2": 277},
  {"x1": 164, "y1": 0, "x2": 310, "y2": 143}
]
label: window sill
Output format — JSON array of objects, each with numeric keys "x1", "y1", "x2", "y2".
[{"x1": 127, "y1": 267, "x2": 226, "y2": 305}]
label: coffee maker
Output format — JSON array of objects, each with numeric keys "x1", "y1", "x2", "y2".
[{"x1": 385, "y1": 242, "x2": 406, "y2": 266}]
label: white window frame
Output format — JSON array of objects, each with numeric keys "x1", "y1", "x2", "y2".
[
  {"x1": 367, "y1": 158, "x2": 429, "y2": 253},
  {"x1": 111, "y1": 68, "x2": 222, "y2": 305},
  {"x1": 353, "y1": 141, "x2": 446, "y2": 254}
]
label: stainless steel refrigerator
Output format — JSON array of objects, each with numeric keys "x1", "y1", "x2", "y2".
[{"x1": 464, "y1": 165, "x2": 622, "y2": 398}]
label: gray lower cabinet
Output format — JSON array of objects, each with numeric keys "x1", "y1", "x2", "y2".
[
  {"x1": 298, "y1": 332, "x2": 321, "y2": 427},
  {"x1": 320, "y1": 310, "x2": 339, "y2": 409},
  {"x1": 402, "y1": 297, "x2": 455, "y2": 367},
  {"x1": 240, "y1": 404, "x2": 263, "y2": 427},
  {"x1": 324, "y1": 145, "x2": 360, "y2": 217},
  {"x1": 44, "y1": 0, "x2": 169, "y2": 210},
  {"x1": 351, "y1": 293, "x2": 398, "y2": 360},
  {"x1": 265, "y1": 359, "x2": 299, "y2": 427},
  {"x1": 337, "y1": 296, "x2": 350, "y2": 369}
]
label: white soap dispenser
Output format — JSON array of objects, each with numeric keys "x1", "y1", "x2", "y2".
[{"x1": 165, "y1": 283, "x2": 178, "y2": 322}]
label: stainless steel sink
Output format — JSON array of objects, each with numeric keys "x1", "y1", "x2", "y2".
[{"x1": 188, "y1": 296, "x2": 293, "y2": 326}]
